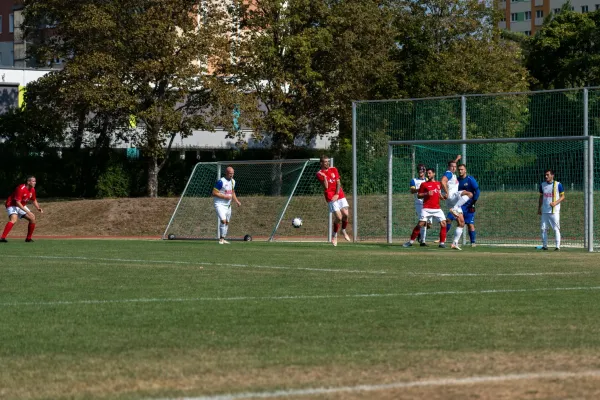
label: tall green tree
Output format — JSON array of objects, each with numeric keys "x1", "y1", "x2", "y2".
[
  {"x1": 527, "y1": 8, "x2": 600, "y2": 89},
  {"x1": 392, "y1": 0, "x2": 529, "y2": 97},
  {"x1": 226, "y1": 0, "x2": 397, "y2": 155},
  {"x1": 23, "y1": 0, "x2": 243, "y2": 196}
]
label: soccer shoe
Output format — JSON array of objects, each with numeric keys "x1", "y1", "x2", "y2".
[
  {"x1": 554, "y1": 248, "x2": 560, "y2": 251},
  {"x1": 433, "y1": 239, "x2": 440, "y2": 243},
  {"x1": 219, "y1": 239, "x2": 230, "y2": 245},
  {"x1": 0, "y1": 238, "x2": 7, "y2": 243},
  {"x1": 342, "y1": 230, "x2": 351, "y2": 242},
  {"x1": 470, "y1": 243, "x2": 477, "y2": 247},
  {"x1": 451, "y1": 243, "x2": 462, "y2": 251},
  {"x1": 438, "y1": 243, "x2": 446, "y2": 248},
  {"x1": 25, "y1": 239, "x2": 34, "y2": 243},
  {"x1": 542, "y1": 246, "x2": 548, "y2": 251},
  {"x1": 332, "y1": 236, "x2": 338, "y2": 247},
  {"x1": 403, "y1": 241, "x2": 412, "y2": 247},
  {"x1": 420, "y1": 242, "x2": 428, "y2": 247}
]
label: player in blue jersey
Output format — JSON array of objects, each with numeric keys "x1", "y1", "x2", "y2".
[
  {"x1": 409, "y1": 163, "x2": 432, "y2": 246},
  {"x1": 538, "y1": 169, "x2": 564, "y2": 251},
  {"x1": 213, "y1": 166, "x2": 242, "y2": 244},
  {"x1": 446, "y1": 164, "x2": 480, "y2": 249}
]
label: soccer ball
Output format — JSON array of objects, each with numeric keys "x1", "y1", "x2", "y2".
[
  {"x1": 292, "y1": 217, "x2": 303, "y2": 228},
  {"x1": 167, "y1": 234, "x2": 176, "y2": 240},
  {"x1": 244, "y1": 234, "x2": 252, "y2": 241}
]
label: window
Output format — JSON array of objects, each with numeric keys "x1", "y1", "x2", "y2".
[
  {"x1": 524, "y1": 31, "x2": 532, "y2": 36},
  {"x1": 525, "y1": 11, "x2": 532, "y2": 20},
  {"x1": 554, "y1": 8, "x2": 561, "y2": 13},
  {"x1": 500, "y1": 16, "x2": 506, "y2": 21},
  {"x1": 536, "y1": 10, "x2": 544, "y2": 18},
  {"x1": 0, "y1": 16, "x2": 2, "y2": 33},
  {"x1": 511, "y1": 13, "x2": 518, "y2": 21},
  {"x1": 582, "y1": 5, "x2": 589, "y2": 12},
  {"x1": 596, "y1": 4, "x2": 600, "y2": 10},
  {"x1": 9, "y1": 14, "x2": 13, "y2": 33},
  {"x1": 571, "y1": 6, "x2": 575, "y2": 10}
]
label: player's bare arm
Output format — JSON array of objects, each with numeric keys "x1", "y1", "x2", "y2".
[
  {"x1": 233, "y1": 191, "x2": 241, "y2": 207},
  {"x1": 453, "y1": 154, "x2": 461, "y2": 163},
  {"x1": 332, "y1": 179, "x2": 341, "y2": 201},
  {"x1": 317, "y1": 171, "x2": 328, "y2": 189},
  {"x1": 212, "y1": 189, "x2": 231, "y2": 200},
  {"x1": 33, "y1": 200, "x2": 43, "y2": 213},
  {"x1": 16, "y1": 200, "x2": 34, "y2": 218},
  {"x1": 550, "y1": 192, "x2": 565, "y2": 208}
]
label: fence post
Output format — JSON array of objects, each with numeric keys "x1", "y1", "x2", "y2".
[
  {"x1": 352, "y1": 102, "x2": 358, "y2": 243},
  {"x1": 584, "y1": 88, "x2": 589, "y2": 249}
]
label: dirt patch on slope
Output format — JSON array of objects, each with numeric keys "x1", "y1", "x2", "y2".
[{"x1": 4, "y1": 198, "x2": 178, "y2": 238}]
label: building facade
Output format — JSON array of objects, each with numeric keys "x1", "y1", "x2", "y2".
[
  {"x1": 0, "y1": 0, "x2": 15, "y2": 66},
  {"x1": 499, "y1": 0, "x2": 600, "y2": 36}
]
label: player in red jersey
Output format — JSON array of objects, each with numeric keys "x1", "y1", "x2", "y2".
[
  {"x1": 1, "y1": 176, "x2": 44, "y2": 243},
  {"x1": 316, "y1": 155, "x2": 351, "y2": 246},
  {"x1": 403, "y1": 168, "x2": 448, "y2": 248}
]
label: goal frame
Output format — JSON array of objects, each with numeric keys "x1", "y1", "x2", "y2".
[
  {"x1": 162, "y1": 158, "x2": 333, "y2": 242},
  {"x1": 385, "y1": 136, "x2": 595, "y2": 252}
]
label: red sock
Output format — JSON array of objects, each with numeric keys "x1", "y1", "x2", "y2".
[
  {"x1": 1, "y1": 221, "x2": 14, "y2": 239},
  {"x1": 410, "y1": 225, "x2": 421, "y2": 241},
  {"x1": 333, "y1": 223, "x2": 340, "y2": 233},
  {"x1": 27, "y1": 223, "x2": 36, "y2": 240},
  {"x1": 342, "y1": 220, "x2": 348, "y2": 230},
  {"x1": 440, "y1": 226, "x2": 447, "y2": 243}
]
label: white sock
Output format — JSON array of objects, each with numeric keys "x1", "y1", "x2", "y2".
[
  {"x1": 541, "y1": 230, "x2": 548, "y2": 247},
  {"x1": 555, "y1": 229, "x2": 561, "y2": 248},
  {"x1": 454, "y1": 194, "x2": 470, "y2": 209},
  {"x1": 220, "y1": 223, "x2": 228, "y2": 238},
  {"x1": 453, "y1": 227, "x2": 463, "y2": 244},
  {"x1": 420, "y1": 226, "x2": 427, "y2": 242}
]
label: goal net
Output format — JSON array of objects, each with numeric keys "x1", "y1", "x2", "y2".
[
  {"x1": 386, "y1": 138, "x2": 597, "y2": 249},
  {"x1": 163, "y1": 159, "x2": 333, "y2": 242}
]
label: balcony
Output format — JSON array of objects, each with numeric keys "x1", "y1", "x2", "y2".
[
  {"x1": 535, "y1": 0, "x2": 543, "y2": 6},
  {"x1": 535, "y1": 17, "x2": 544, "y2": 25}
]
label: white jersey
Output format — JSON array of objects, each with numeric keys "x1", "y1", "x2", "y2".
[
  {"x1": 539, "y1": 180, "x2": 564, "y2": 214},
  {"x1": 410, "y1": 177, "x2": 427, "y2": 206},
  {"x1": 443, "y1": 170, "x2": 459, "y2": 196},
  {"x1": 214, "y1": 177, "x2": 235, "y2": 206}
]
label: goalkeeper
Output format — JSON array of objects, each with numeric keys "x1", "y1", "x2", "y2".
[{"x1": 446, "y1": 164, "x2": 480, "y2": 247}]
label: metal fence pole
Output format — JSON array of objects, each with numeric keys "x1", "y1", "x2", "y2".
[
  {"x1": 461, "y1": 96, "x2": 467, "y2": 245},
  {"x1": 329, "y1": 158, "x2": 334, "y2": 243},
  {"x1": 352, "y1": 102, "x2": 358, "y2": 242},
  {"x1": 584, "y1": 88, "x2": 589, "y2": 249},
  {"x1": 216, "y1": 163, "x2": 221, "y2": 240},
  {"x1": 589, "y1": 136, "x2": 594, "y2": 252},
  {"x1": 388, "y1": 144, "x2": 393, "y2": 244}
]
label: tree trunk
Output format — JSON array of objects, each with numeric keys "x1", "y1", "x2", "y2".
[
  {"x1": 72, "y1": 110, "x2": 86, "y2": 149},
  {"x1": 147, "y1": 157, "x2": 159, "y2": 197}
]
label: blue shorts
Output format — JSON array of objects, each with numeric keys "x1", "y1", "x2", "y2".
[{"x1": 447, "y1": 207, "x2": 476, "y2": 225}]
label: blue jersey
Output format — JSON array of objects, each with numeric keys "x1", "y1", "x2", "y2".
[{"x1": 457, "y1": 175, "x2": 480, "y2": 208}]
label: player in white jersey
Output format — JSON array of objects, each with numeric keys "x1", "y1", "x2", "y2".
[
  {"x1": 440, "y1": 155, "x2": 474, "y2": 248},
  {"x1": 409, "y1": 163, "x2": 432, "y2": 246},
  {"x1": 213, "y1": 166, "x2": 242, "y2": 244},
  {"x1": 538, "y1": 169, "x2": 564, "y2": 251}
]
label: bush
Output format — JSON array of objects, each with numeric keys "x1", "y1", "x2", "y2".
[{"x1": 96, "y1": 164, "x2": 130, "y2": 198}]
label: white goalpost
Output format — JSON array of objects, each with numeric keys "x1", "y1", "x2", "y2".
[{"x1": 163, "y1": 159, "x2": 333, "y2": 242}]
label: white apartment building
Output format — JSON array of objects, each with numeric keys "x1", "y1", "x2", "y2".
[{"x1": 498, "y1": 0, "x2": 600, "y2": 35}]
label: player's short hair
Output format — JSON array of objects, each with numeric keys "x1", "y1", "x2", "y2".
[
  {"x1": 448, "y1": 160, "x2": 457, "y2": 166},
  {"x1": 545, "y1": 169, "x2": 554, "y2": 175},
  {"x1": 320, "y1": 154, "x2": 330, "y2": 162},
  {"x1": 417, "y1": 163, "x2": 426, "y2": 170},
  {"x1": 458, "y1": 164, "x2": 467, "y2": 169},
  {"x1": 26, "y1": 175, "x2": 36, "y2": 183},
  {"x1": 427, "y1": 167, "x2": 435, "y2": 174}
]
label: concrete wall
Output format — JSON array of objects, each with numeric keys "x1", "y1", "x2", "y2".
[{"x1": 0, "y1": 82, "x2": 18, "y2": 114}]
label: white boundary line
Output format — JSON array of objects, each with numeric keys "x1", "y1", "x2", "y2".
[
  {"x1": 3, "y1": 286, "x2": 600, "y2": 308},
  {"x1": 1, "y1": 255, "x2": 592, "y2": 278},
  {"x1": 155, "y1": 370, "x2": 600, "y2": 400},
  {"x1": 0, "y1": 255, "x2": 387, "y2": 275}
]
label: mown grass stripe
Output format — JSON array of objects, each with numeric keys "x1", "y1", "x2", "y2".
[{"x1": 3, "y1": 286, "x2": 600, "y2": 308}]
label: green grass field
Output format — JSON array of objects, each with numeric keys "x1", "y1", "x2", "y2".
[{"x1": 2, "y1": 240, "x2": 600, "y2": 400}]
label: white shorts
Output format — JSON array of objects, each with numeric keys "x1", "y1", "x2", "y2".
[
  {"x1": 414, "y1": 203, "x2": 432, "y2": 222},
  {"x1": 446, "y1": 192, "x2": 462, "y2": 208},
  {"x1": 6, "y1": 206, "x2": 30, "y2": 219},
  {"x1": 541, "y1": 213, "x2": 560, "y2": 231},
  {"x1": 214, "y1": 204, "x2": 232, "y2": 223},
  {"x1": 328, "y1": 197, "x2": 349, "y2": 213},
  {"x1": 420, "y1": 208, "x2": 446, "y2": 223}
]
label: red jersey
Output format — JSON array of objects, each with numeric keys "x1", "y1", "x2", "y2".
[
  {"x1": 5, "y1": 184, "x2": 36, "y2": 208},
  {"x1": 418, "y1": 180, "x2": 442, "y2": 209},
  {"x1": 316, "y1": 167, "x2": 345, "y2": 202}
]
